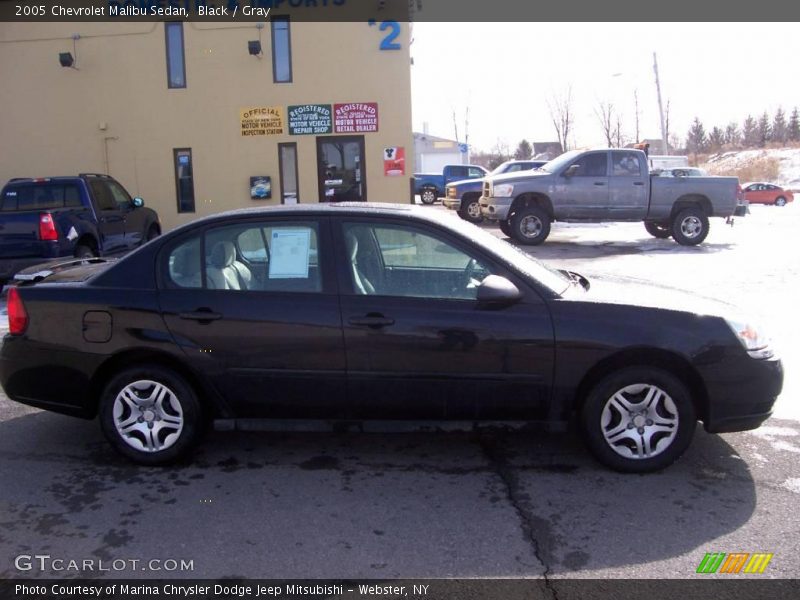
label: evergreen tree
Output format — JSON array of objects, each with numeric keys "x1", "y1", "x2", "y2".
[
  {"x1": 772, "y1": 107, "x2": 788, "y2": 145},
  {"x1": 742, "y1": 115, "x2": 759, "y2": 147},
  {"x1": 686, "y1": 117, "x2": 707, "y2": 158},
  {"x1": 708, "y1": 126, "x2": 725, "y2": 152},
  {"x1": 724, "y1": 122, "x2": 741, "y2": 147},
  {"x1": 757, "y1": 111, "x2": 771, "y2": 147},
  {"x1": 513, "y1": 139, "x2": 533, "y2": 160},
  {"x1": 789, "y1": 107, "x2": 800, "y2": 142}
]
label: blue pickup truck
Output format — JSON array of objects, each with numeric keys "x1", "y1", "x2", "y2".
[
  {"x1": 443, "y1": 159, "x2": 547, "y2": 222},
  {"x1": 0, "y1": 174, "x2": 161, "y2": 284},
  {"x1": 414, "y1": 164, "x2": 487, "y2": 205}
]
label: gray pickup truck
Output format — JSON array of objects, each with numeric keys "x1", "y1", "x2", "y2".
[{"x1": 479, "y1": 148, "x2": 747, "y2": 245}]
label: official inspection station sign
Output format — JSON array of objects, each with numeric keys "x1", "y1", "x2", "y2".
[{"x1": 240, "y1": 107, "x2": 284, "y2": 136}]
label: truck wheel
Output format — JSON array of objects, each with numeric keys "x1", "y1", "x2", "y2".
[
  {"x1": 581, "y1": 366, "x2": 696, "y2": 473},
  {"x1": 74, "y1": 244, "x2": 97, "y2": 259},
  {"x1": 644, "y1": 221, "x2": 671, "y2": 239},
  {"x1": 671, "y1": 207, "x2": 709, "y2": 246},
  {"x1": 459, "y1": 195, "x2": 483, "y2": 223},
  {"x1": 499, "y1": 219, "x2": 512, "y2": 238},
  {"x1": 510, "y1": 206, "x2": 551, "y2": 246},
  {"x1": 146, "y1": 225, "x2": 160, "y2": 241},
  {"x1": 420, "y1": 188, "x2": 438, "y2": 205}
]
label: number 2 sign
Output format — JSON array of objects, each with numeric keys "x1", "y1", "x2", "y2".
[{"x1": 368, "y1": 19, "x2": 402, "y2": 50}]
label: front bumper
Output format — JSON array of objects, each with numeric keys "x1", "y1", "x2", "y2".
[
  {"x1": 443, "y1": 197, "x2": 461, "y2": 211},
  {"x1": 479, "y1": 196, "x2": 513, "y2": 221}
]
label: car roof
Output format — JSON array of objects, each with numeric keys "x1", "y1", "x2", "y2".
[{"x1": 4, "y1": 174, "x2": 111, "y2": 185}]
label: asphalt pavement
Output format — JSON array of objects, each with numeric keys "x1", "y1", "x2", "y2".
[{"x1": 0, "y1": 204, "x2": 797, "y2": 581}]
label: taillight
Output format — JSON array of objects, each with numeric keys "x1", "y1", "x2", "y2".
[
  {"x1": 39, "y1": 213, "x2": 58, "y2": 241},
  {"x1": 7, "y1": 287, "x2": 28, "y2": 335}
]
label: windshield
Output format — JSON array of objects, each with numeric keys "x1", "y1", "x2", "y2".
[
  {"x1": 538, "y1": 150, "x2": 582, "y2": 174},
  {"x1": 447, "y1": 217, "x2": 571, "y2": 295}
]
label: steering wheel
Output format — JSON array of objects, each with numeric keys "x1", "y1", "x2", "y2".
[{"x1": 462, "y1": 258, "x2": 479, "y2": 290}]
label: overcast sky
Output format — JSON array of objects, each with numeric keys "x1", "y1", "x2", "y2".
[{"x1": 410, "y1": 23, "x2": 796, "y2": 153}]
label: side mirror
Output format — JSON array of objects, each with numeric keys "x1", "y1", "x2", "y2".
[
  {"x1": 476, "y1": 275, "x2": 522, "y2": 306},
  {"x1": 132, "y1": 197, "x2": 144, "y2": 208},
  {"x1": 563, "y1": 164, "x2": 580, "y2": 177}
]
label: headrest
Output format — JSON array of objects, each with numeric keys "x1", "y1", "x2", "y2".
[
  {"x1": 210, "y1": 241, "x2": 236, "y2": 268},
  {"x1": 345, "y1": 230, "x2": 359, "y2": 261}
]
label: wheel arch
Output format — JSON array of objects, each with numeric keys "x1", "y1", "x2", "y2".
[
  {"x1": 510, "y1": 192, "x2": 554, "y2": 219},
  {"x1": 671, "y1": 194, "x2": 713, "y2": 218},
  {"x1": 74, "y1": 233, "x2": 99, "y2": 253},
  {"x1": 88, "y1": 349, "x2": 228, "y2": 419},
  {"x1": 572, "y1": 347, "x2": 710, "y2": 423}
]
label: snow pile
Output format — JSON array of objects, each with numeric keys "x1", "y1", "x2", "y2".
[{"x1": 704, "y1": 148, "x2": 800, "y2": 189}]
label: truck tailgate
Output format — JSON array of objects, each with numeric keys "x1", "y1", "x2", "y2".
[{"x1": 0, "y1": 212, "x2": 49, "y2": 258}]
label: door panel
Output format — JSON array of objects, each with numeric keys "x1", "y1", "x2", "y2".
[
  {"x1": 88, "y1": 180, "x2": 126, "y2": 254},
  {"x1": 553, "y1": 152, "x2": 610, "y2": 218},
  {"x1": 609, "y1": 151, "x2": 648, "y2": 219},
  {"x1": 317, "y1": 136, "x2": 366, "y2": 202}
]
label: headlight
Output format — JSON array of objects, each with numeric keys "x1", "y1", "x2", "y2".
[
  {"x1": 447, "y1": 187, "x2": 457, "y2": 198},
  {"x1": 726, "y1": 318, "x2": 774, "y2": 359},
  {"x1": 493, "y1": 183, "x2": 514, "y2": 197}
]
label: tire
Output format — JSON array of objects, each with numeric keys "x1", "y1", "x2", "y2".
[
  {"x1": 146, "y1": 225, "x2": 160, "y2": 241},
  {"x1": 499, "y1": 219, "x2": 512, "y2": 238},
  {"x1": 74, "y1": 243, "x2": 97, "y2": 259},
  {"x1": 581, "y1": 366, "x2": 697, "y2": 473},
  {"x1": 99, "y1": 364, "x2": 204, "y2": 465},
  {"x1": 420, "y1": 188, "x2": 438, "y2": 205},
  {"x1": 775, "y1": 196, "x2": 787, "y2": 207},
  {"x1": 670, "y1": 206, "x2": 709, "y2": 246},
  {"x1": 459, "y1": 195, "x2": 483, "y2": 223},
  {"x1": 510, "y1": 206, "x2": 551, "y2": 245},
  {"x1": 644, "y1": 221, "x2": 671, "y2": 239}
]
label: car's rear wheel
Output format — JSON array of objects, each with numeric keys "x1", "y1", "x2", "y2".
[
  {"x1": 459, "y1": 195, "x2": 483, "y2": 223},
  {"x1": 99, "y1": 364, "x2": 203, "y2": 465},
  {"x1": 581, "y1": 366, "x2": 696, "y2": 472},
  {"x1": 670, "y1": 207, "x2": 709, "y2": 245},
  {"x1": 499, "y1": 219, "x2": 512, "y2": 237},
  {"x1": 74, "y1": 243, "x2": 97, "y2": 259},
  {"x1": 775, "y1": 196, "x2": 787, "y2": 207},
  {"x1": 420, "y1": 188, "x2": 438, "y2": 205},
  {"x1": 644, "y1": 221, "x2": 671, "y2": 239},
  {"x1": 510, "y1": 206, "x2": 551, "y2": 245}
]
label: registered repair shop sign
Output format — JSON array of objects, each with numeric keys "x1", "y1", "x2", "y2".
[{"x1": 288, "y1": 104, "x2": 332, "y2": 135}]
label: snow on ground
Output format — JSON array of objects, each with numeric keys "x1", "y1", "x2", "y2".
[{"x1": 705, "y1": 147, "x2": 800, "y2": 189}]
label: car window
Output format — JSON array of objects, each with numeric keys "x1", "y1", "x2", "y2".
[
  {"x1": 1, "y1": 184, "x2": 82, "y2": 211},
  {"x1": 448, "y1": 166, "x2": 468, "y2": 178},
  {"x1": 89, "y1": 180, "x2": 117, "y2": 211},
  {"x1": 611, "y1": 151, "x2": 643, "y2": 177},
  {"x1": 343, "y1": 222, "x2": 492, "y2": 300},
  {"x1": 468, "y1": 167, "x2": 485, "y2": 178},
  {"x1": 106, "y1": 180, "x2": 132, "y2": 210},
  {"x1": 504, "y1": 164, "x2": 525, "y2": 173},
  {"x1": 166, "y1": 235, "x2": 203, "y2": 289},
  {"x1": 570, "y1": 153, "x2": 608, "y2": 177}
]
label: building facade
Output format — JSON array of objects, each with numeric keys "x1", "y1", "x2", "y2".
[
  {"x1": 0, "y1": 20, "x2": 414, "y2": 231},
  {"x1": 413, "y1": 131, "x2": 468, "y2": 173}
]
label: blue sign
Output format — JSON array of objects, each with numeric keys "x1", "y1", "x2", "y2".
[{"x1": 459, "y1": 143, "x2": 469, "y2": 153}]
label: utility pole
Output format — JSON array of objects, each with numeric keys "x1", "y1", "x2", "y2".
[
  {"x1": 653, "y1": 52, "x2": 669, "y2": 155},
  {"x1": 464, "y1": 105, "x2": 470, "y2": 163},
  {"x1": 452, "y1": 108, "x2": 459, "y2": 144}
]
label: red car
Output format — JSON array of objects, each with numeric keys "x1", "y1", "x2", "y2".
[{"x1": 742, "y1": 182, "x2": 794, "y2": 206}]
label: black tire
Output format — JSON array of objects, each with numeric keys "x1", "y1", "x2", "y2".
[
  {"x1": 510, "y1": 206, "x2": 551, "y2": 245},
  {"x1": 644, "y1": 221, "x2": 671, "y2": 239},
  {"x1": 74, "y1": 243, "x2": 97, "y2": 259},
  {"x1": 670, "y1": 206, "x2": 709, "y2": 246},
  {"x1": 99, "y1": 364, "x2": 204, "y2": 465},
  {"x1": 146, "y1": 225, "x2": 160, "y2": 241},
  {"x1": 581, "y1": 366, "x2": 697, "y2": 473},
  {"x1": 499, "y1": 219, "x2": 512, "y2": 238},
  {"x1": 420, "y1": 188, "x2": 438, "y2": 205},
  {"x1": 775, "y1": 196, "x2": 787, "y2": 207},
  {"x1": 458, "y1": 195, "x2": 483, "y2": 223}
]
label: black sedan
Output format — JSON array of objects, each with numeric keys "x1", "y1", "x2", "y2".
[{"x1": 0, "y1": 204, "x2": 783, "y2": 471}]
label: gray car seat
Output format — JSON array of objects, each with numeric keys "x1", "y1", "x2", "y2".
[{"x1": 206, "y1": 241, "x2": 252, "y2": 290}]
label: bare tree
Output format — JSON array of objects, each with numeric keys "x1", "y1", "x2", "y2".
[
  {"x1": 594, "y1": 100, "x2": 616, "y2": 147},
  {"x1": 664, "y1": 99, "x2": 671, "y2": 153},
  {"x1": 633, "y1": 89, "x2": 640, "y2": 143},
  {"x1": 613, "y1": 115, "x2": 626, "y2": 148},
  {"x1": 547, "y1": 86, "x2": 574, "y2": 152}
]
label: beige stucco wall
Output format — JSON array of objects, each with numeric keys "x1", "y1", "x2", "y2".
[{"x1": 0, "y1": 21, "x2": 414, "y2": 231}]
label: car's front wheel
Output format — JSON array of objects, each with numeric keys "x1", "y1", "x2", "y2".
[
  {"x1": 459, "y1": 195, "x2": 483, "y2": 223},
  {"x1": 510, "y1": 206, "x2": 551, "y2": 245},
  {"x1": 581, "y1": 366, "x2": 697, "y2": 472},
  {"x1": 99, "y1": 365, "x2": 203, "y2": 465}
]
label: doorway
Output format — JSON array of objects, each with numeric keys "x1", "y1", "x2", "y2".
[{"x1": 316, "y1": 136, "x2": 366, "y2": 202}]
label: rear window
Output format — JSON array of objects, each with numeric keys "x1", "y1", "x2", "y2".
[{"x1": 1, "y1": 184, "x2": 82, "y2": 211}]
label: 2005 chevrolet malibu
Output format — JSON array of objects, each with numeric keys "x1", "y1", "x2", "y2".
[{"x1": 0, "y1": 204, "x2": 783, "y2": 471}]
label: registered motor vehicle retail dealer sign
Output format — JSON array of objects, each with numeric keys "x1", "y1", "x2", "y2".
[
  {"x1": 334, "y1": 103, "x2": 378, "y2": 133},
  {"x1": 287, "y1": 104, "x2": 332, "y2": 135},
  {"x1": 240, "y1": 106, "x2": 284, "y2": 136}
]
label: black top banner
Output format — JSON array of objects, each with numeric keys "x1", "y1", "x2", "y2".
[{"x1": 1, "y1": 0, "x2": 800, "y2": 22}]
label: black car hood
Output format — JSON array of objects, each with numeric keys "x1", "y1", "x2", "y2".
[{"x1": 565, "y1": 272, "x2": 738, "y2": 319}]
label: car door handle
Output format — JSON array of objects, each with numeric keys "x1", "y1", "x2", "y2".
[
  {"x1": 594, "y1": 182, "x2": 606, "y2": 186},
  {"x1": 179, "y1": 309, "x2": 222, "y2": 322},
  {"x1": 348, "y1": 314, "x2": 395, "y2": 328},
  {"x1": 633, "y1": 181, "x2": 645, "y2": 186}
]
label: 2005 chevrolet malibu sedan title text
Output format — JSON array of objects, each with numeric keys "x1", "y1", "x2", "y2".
[{"x1": 0, "y1": 204, "x2": 783, "y2": 471}]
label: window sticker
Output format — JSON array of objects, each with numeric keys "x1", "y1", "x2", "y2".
[{"x1": 269, "y1": 229, "x2": 311, "y2": 279}]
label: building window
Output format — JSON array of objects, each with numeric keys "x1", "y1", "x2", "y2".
[
  {"x1": 165, "y1": 22, "x2": 186, "y2": 89},
  {"x1": 278, "y1": 143, "x2": 299, "y2": 204},
  {"x1": 174, "y1": 148, "x2": 195, "y2": 213},
  {"x1": 271, "y1": 17, "x2": 292, "y2": 83}
]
